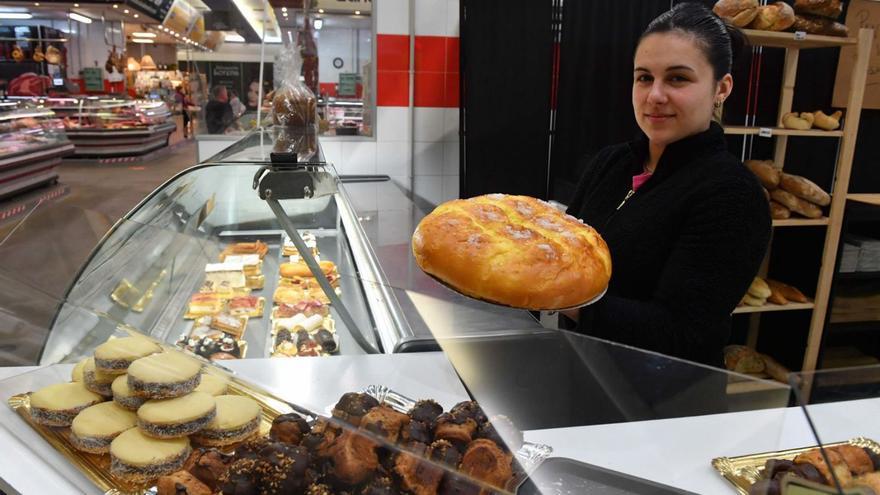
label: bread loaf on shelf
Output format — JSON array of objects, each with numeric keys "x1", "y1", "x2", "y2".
[
  {"x1": 766, "y1": 279, "x2": 809, "y2": 303},
  {"x1": 713, "y1": 0, "x2": 760, "y2": 27},
  {"x1": 744, "y1": 159, "x2": 781, "y2": 190},
  {"x1": 748, "y1": 276, "x2": 772, "y2": 299},
  {"x1": 750, "y1": 2, "x2": 796, "y2": 31},
  {"x1": 791, "y1": 14, "x2": 849, "y2": 37},
  {"x1": 759, "y1": 353, "x2": 792, "y2": 383},
  {"x1": 779, "y1": 173, "x2": 831, "y2": 207},
  {"x1": 812, "y1": 110, "x2": 842, "y2": 131},
  {"x1": 724, "y1": 345, "x2": 766, "y2": 373},
  {"x1": 793, "y1": 0, "x2": 843, "y2": 20},
  {"x1": 770, "y1": 189, "x2": 823, "y2": 218},
  {"x1": 782, "y1": 112, "x2": 813, "y2": 130},
  {"x1": 769, "y1": 201, "x2": 791, "y2": 220}
]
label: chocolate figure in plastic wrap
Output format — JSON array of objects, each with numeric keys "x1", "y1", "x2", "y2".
[
  {"x1": 205, "y1": 85, "x2": 234, "y2": 134},
  {"x1": 565, "y1": 3, "x2": 770, "y2": 368}
]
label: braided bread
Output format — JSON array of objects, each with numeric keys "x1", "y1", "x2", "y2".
[{"x1": 411, "y1": 194, "x2": 611, "y2": 310}]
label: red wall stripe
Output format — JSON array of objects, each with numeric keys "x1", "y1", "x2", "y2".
[{"x1": 377, "y1": 33, "x2": 460, "y2": 109}]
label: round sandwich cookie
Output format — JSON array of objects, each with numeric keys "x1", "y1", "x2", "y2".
[
  {"x1": 111, "y1": 375, "x2": 146, "y2": 411},
  {"x1": 110, "y1": 428, "x2": 191, "y2": 482},
  {"x1": 137, "y1": 391, "x2": 216, "y2": 438},
  {"x1": 83, "y1": 357, "x2": 116, "y2": 397},
  {"x1": 70, "y1": 401, "x2": 137, "y2": 454},
  {"x1": 94, "y1": 337, "x2": 161, "y2": 374},
  {"x1": 191, "y1": 395, "x2": 261, "y2": 447},
  {"x1": 127, "y1": 351, "x2": 202, "y2": 399},
  {"x1": 30, "y1": 382, "x2": 104, "y2": 427},
  {"x1": 71, "y1": 358, "x2": 87, "y2": 383},
  {"x1": 193, "y1": 373, "x2": 229, "y2": 397},
  {"x1": 412, "y1": 193, "x2": 612, "y2": 310}
]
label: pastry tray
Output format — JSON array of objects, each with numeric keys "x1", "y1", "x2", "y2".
[
  {"x1": 358, "y1": 384, "x2": 553, "y2": 477},
  {"x1": 5, "y1": 366, "x2": 295, "y2": 495},
  {"x1": 711, "y1": 437, "x2": 880, "y2": 495}
]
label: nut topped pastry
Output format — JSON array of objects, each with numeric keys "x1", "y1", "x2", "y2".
[
  {"x1": 110, "y1": 428, "x2": 192, "y2": 482},
  {"x1": 269, "y1": 413, "x2": 311, "y2": 445},
  {"x1": 94, "y1": 336, "x2": 161, "y2": 374},
  {"x1": 127, "y1": 351, "x2": 202, "y2": 399},
  {"x1": 137, "y1": 392, "x2": 217, "y2": 438},
  {"x1": 29, "y1": 382, "x2": 104, "y2": 427},
  {"x1": 70, "y1": 401, "x2": 137, "y2": 454},
  {"x1": 412, "y1": 194, "x2": 611, "y2": 310},
  {"x1": 331, "y1": 392, "x2": 379, "y2": 426},
  {"x1": 459, "y1": 438, "x2": 514, "y2": 490},
  {"x1": 191, "y1": 395, "x2": 261, "y2": 446}
]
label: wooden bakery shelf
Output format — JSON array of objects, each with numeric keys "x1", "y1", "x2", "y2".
[
  {"x1": 733, "y1": 301, "x2": 815, "y2": 314},
  {"x1": 847, "y1": 194, "x2": 880, "y2": 207},
  {"x1": 742, "y1": 29, "x2": 857, "y2": 49},
  {"x1": 724, "y1": 126, "x2": 844, "y2": 137},
  {"x1": 726, "y1": 378, "x2": 787, "y2": 395},
  {"x1": 772, "y1": 217, "x2": 829, "y2": 227}
]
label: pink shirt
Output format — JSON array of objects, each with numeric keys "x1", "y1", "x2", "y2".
[{"x1": 632, "y1": 170, "x2": 653, "y2": 192}]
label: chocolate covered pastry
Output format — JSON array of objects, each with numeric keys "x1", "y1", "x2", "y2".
[
  {"x1": 360, "y1": 476, "x2": 396, "y2": 495},
  {"x1": 185, "y1": 448, "x2": 231, "y2": 491},
  {"x1": 409, "y1": 399, "x2": 444, "y2": 425},
  {"x1": 302, "y1": 419, "x2": 341, "y2": 458},
  {"x1": 256, "y1": 443, "x2": 313, "y2": 494},
  {"x1": 450, "y1": 401, "x2": 488, "y2": 425},
  {"x1": 434, "y1": 412, "x2": 479, "y2": 450},
  {"x1": 332, "y1": 392, "x2": 380, "y2": 426},
  {"x1": 218, "y1": 458, "x2": 263, "y2": 495},
  {"x1": 315, "y1": 329, "x2": 338, "y2": 353},
  {"x1": 394, "y1": 442, "x2": 444, "y2": 495},
  {"x1": 361, "y1": 404, "x2": 411, "y2": 443},
  {"x1": 429, "y1": 439, "x2": 462, "y2": 468},
  {"x1": 329, "y1": 430, "x2": 379, "y2": 485},
  {"x1": 270, "y1": 412, "x2": 312, "y2": 445},
  {"x1": 156, "y1": 470, "x2": 211, "y2": 495},
  {"x1": 400, "y1": 420, "x2": 433, "y2": 445},
  {"x1": 459, "y1": 439, "x2": 514, "y2": 490}
]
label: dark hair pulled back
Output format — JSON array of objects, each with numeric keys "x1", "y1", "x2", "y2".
[{"x1": 639, "y1": 1, "x2": 746, "y2": 81}]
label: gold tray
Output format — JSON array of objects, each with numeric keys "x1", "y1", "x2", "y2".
[
  {"x1": 8, "y1": 375, "x2": 295, "y2": 495},
  {"x1": 711, "y1": 437, "x2": 880, "y2": 495}
]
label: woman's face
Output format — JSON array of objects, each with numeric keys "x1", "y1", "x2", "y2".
[{"x1": 632, "y1": 32, "x2": 732, "y2": 147}]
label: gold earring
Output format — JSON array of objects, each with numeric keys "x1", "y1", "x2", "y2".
[{"x1": 714, "y1": 100, "x2": 723, "y2": 108}]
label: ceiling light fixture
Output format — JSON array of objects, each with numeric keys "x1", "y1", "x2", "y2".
[
  {"x1": 69, "y1": 12, "x2": 92, "y2": 23},
  {"x1": 318, "y1": 8, "x2": 324, "y2": 13},
  {"x1": 112, "y1": 4, "x2": 117, "y2": 7},
  {"x1": 131, "y1": 32, "x2": 156, "y2": 38},
  {"x1": 354, "y1": 10, "x2": 360, "y2": 15},
  {"x1": 73, "y1": 3, "x2": 79, "y2": 6},
  {"x1": 133, "y1": 13, "x2": 138, "y2": 18},
  {"x1": 313, "y1": 18, "x2": 322, "y2": 30},
  {"x1": 132, "y1": 38, "x2": 153, "y2": 44},
  {"x1": 0, "y1": 13, "x2": 33, "y2": 19},
  {"x1": 33, "y1": 2, "x2": 39, "y2": 5},
  {"x1": 123, "y1": 9, "x2": 129, "y2": 13},
  {"x1": 281, "y1": 6, "x2": 286, "y2": 12}
]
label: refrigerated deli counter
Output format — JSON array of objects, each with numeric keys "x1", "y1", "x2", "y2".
[
  {"x1": 0, "y1": 101, "x2": 72, "y2": 198},
  {"x1": 0, "y1": 128, "x2": 880, "y2": 495}
]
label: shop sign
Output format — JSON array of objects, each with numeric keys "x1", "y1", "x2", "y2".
[
  {"x1": 338, "y1": 72, "x2": 358, "y2": 97},
  {"x1": 82, "y1": 67, "x2": 104, "y2": 92},
  {"x1": 314, "y1": 0, "x2": 371, "y2": 14},
  {"x1": 833, "y1": 0, "x2": 880, "y2": 109},
  {"x1": 210, "y1": 63, "x2": 243, "y2": 101},
  {"x1": 127, "y1": 0, "x2": 175, "y2": 22}
]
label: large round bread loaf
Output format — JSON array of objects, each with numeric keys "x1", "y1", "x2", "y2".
[{"x1": 412, "y1": 194, "x2": 611, "y2": 310}]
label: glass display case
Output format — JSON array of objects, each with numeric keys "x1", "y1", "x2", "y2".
[
  {"x1": 0, "y1": 100, "x2": 72, "y2": 198},
  {"x1": 31, "y1": 96, "x2": 175, "y2": 157}
]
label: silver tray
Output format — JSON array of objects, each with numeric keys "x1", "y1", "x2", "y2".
[{"x1": 361, "y1": 384, "x2": 554, "y2": 474}]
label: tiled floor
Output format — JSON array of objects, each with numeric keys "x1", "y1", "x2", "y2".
[{"x1": 0, "y1": 140, "x2": 198, "y2": 365}]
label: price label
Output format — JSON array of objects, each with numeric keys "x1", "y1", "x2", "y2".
[
  {"x1": 794, "y1": 31, "x2": 807, "y2": 40},
  {"x1": 758, "y1": 127, "x2": 773, "y2": 138}
]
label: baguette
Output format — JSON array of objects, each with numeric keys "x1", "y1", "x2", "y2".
[
  {"x1": 779, "y1": 173, "x2": 831, "y2": 207},
  {"x1": 744, "y1": 159, "x2": 781, "y2": 190},
  {"x1": 759, "y1": 353, "x2": 791, "y2": 383},
  {"x1": 769, "y1": 201, "x2": 791, "y2": 220},
  {"x1": 793, "y1": 0, "x2": 843, "y2": 20},
  {"x1": 770, "y1": 189, "x2": 823, "y2": 218},
  {"x1": 766, "y1": 279, "x2": 809, "y2": 303},
  {"x1": 767, "y1": 284, "x2": 788, "y2": 305},
  {"x1": 790, "y1": 13, "x2": 849, "y2": 37}
]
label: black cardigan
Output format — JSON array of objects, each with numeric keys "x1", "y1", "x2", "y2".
[{"x1": 567, "y1": 122, "x2": 771, "y2": 366}]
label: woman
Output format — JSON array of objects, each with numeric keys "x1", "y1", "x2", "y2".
[{"x1": 566, "y1": 3, "x2": 770, "y2": 367}]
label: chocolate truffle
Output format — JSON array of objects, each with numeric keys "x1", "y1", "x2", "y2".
[
  {"x1": 270, "y1": 413, "x2": 312, "y2": 445},
  {"x1": 332, "y1": 393, "x2": 380, "y2": 426},
  {"x1": 409, "y1": 399, "x2": 444, "y2": 425},
  {"x1": 218, "y1": 458, "x2": 263, "y2": 495},
  {"x1": 434, "y1": 412, "x2": 478, "y2": 450},
  {"x1": 450, "y1": 401, "x2": 488, "y2": 425}
]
